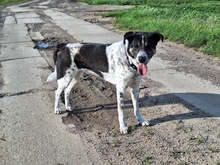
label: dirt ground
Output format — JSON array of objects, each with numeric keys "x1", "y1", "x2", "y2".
[{"x1": 5, "y1": 0, "x2": 220, "y2": 164}]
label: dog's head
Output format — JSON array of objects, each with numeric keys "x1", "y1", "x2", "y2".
[{"x1": 123, "y1": 31, "x2": 164, "y2": 75}]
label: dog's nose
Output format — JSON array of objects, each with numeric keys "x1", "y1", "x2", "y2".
[{"x1": 138, "y1": 56, "x2": 147, "y2": 63}]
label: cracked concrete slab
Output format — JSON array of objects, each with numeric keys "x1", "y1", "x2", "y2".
[
  {"x1": 0, "y1": 57, "x2": 48, "y2": 94},
  {"x1": 6, "y1": 6, "x2": 33, "y2": 13},
  {"x1": 44, "y1": 9, "x2": 122, "y2": 43},
  {"x1": 0, "y1": 24, "x2": 31, "y2": 43},
  {"x1": 0, "y1": 42, "x2": 40, "y2": 61},
  {"x1": 15, "y1": 12, "x2": 39, "y2": 19},
  {"x1": 17, "y1": 17, "x2": 44, "y2": 24},
  {"x1": 15, "y1": 12, "x2": 44, "y2": 24},
  {"x1": 0, "y1": 92, "x2": 97, "y2": 165},
  {"x1": 4, "y1": 16, "x2": 16, "y2": 24}
]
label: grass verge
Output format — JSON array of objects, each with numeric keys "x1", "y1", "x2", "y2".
[
  {"x1": 80, "y1": 0, "x2": 220, "y2": 57},
  {"x1": 0, "y1": 0, "x2": 29, "y2": 5}
]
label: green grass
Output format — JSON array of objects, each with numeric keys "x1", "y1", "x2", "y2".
[
  {"x1": 80, "y1": 0, "x2": 220, "y2": 57},
  {"x1": 0, "y1": 0, "x2": 29, "y2": 5},
  {"x1": 80, "y1": 0, "x2": 147, "y2": 5}
]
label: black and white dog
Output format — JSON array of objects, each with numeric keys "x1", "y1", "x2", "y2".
[{"x1": 47, "y1": 31, "x2": 164, "y2": 134}]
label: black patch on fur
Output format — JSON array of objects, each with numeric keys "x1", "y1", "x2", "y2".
[
  {"x1": 56, "y1": 46, "x2": 72, "y2": 79},
  {"x1": 74, "y1": 43, "x2": 109, "y2": 77},
  {"x1": 123, "y1": 31, "x2": 137, "y2": 44},
  {"x1": 53, "y1": 43, "x2": 68, "y2": 64},
  {"x1": 119, "y1": 92, "x2": 125, "y2": 109}
]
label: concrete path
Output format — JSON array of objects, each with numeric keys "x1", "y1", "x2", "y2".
[
  {"x1": 44, "y1": 8, "x2": 220, "y2": 117},
  {"x1": 0, "y1": 5, "x2": 102, "y2": 165},
  {"x1": 44, "y1": 9, "x2": 122, "y2": 43}
]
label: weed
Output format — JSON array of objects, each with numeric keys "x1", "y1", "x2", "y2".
[
  {"x1": 141, "y1": 128, "x2": 155, "y2": 136},
  {"x1": 216, "y1": 162, "x2": 220, "y2": 165},
  {"x1": 128, "y1": 124, "x2": 137, "y2": 133},
  {"x1": 177, "y1": 161, "x2": 188, "y2": 165},
  {"x1": 169, "y1": 148, "x2": 184, "y2": 159},
  {"x1": 131, "y1": 147, "x2": 144, "y2": 158},
  {"x1": 142, "y1": 156, "x2": 153, "y2": 165},
  {"x1": 196, "y1": 136, "x2": 208, "y2": 144},
  {"x1": 111, "y1": 140, "x2": 121, "y2": 147},
  {"x1": 175, "y1": 122, "x2": 188, "y2": 133},
  {"x1": 208, "y1": 146, "x2": 220, "y2": 153},
  {"x1": 147, "y1": 128, "x2": 155, "y2": 136},
  {"x1": 189, "y1": 134, "x2": 208, "y2": 145},
  {"x1": 110, "y1": 131, "x2": 118, "y2": 137},
  {"x1": 100, "y1": 147, "x2": 108, "y2": 156},
  {"x1": 0, "y1": 134, "x2": 6, "y2": 141}
]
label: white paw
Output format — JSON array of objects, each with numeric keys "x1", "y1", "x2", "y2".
[
  {"x1": 141, "y1": 120, "x2": 150, "y2": 126},
  {"x1": 54, "y1": 108, "x2": 62, "y2": 114},
  {"x1": 65, "y1": 105, "x2": 73, "y2": 111},
  {"x1": 120, "y1": 126, "x2": 128, "y2": 134}
]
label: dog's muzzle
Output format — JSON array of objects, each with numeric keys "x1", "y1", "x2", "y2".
[
  {"x1": 138, "y1": 56, "x2": 147, "y2": 63},
  {"x1": 137, "y1": 51, "x2": 148, "y2": 64},
  {"x1": 136, "y1": 51, "x2": 148, "y2": 76}
]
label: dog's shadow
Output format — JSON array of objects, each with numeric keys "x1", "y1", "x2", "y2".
[{"x1": 66, "y1": 92, "x2": 220, "y2": 125}]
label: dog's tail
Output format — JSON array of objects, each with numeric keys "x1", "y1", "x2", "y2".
[
  {"x1": 46, "y1": 43, "x2": 67, "y2": 83},
  {"x1": 46, "y1": 68, "x2": 57, "y2": 83}
]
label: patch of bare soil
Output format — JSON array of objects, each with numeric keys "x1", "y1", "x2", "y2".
[
  {"x1": 27, "y1": 1, "x2": 220, "y2": 164},
  {"x1": 62, "y1": 76, "x2": 220, "y2": 165}
]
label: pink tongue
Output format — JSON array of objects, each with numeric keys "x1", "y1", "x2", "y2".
[{"x1": 138, "y1": 63, "x2": 148, "y2": 76}]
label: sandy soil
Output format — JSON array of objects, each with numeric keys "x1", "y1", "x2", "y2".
[{"x1": 5, "y1": 1, "x2": 220, "y2": 164}]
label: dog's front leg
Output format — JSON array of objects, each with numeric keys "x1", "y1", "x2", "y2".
[
  {"x1": 116, "y1": 88, "x2": 128, "y2": 134},
  {"x1": 130, "y1": 86, "x2": 150, "y2": 126}
]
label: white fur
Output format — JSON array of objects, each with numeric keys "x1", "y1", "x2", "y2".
[{"x1": 46, "y1": 68, "x2": 57, "y2": 82}]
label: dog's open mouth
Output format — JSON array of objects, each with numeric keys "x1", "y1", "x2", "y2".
[{"x1": 138, "y1": 63, "x2": 148, "y2": 76}]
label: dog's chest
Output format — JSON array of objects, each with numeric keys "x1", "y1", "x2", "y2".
[{"x1": 102, "y1": 42, "x2": 139, "y2": 86}]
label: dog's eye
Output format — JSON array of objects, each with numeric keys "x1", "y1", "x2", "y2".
[{"x1": 134, "y1": 44, "x2": 140, "y2": 49}]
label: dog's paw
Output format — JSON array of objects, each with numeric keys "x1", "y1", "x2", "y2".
[
  {"x1": 120, "y1": 126, "x2": 128, "y2": 134},
  {"x1": 54, "y1": 108, "x2": 62, "y2": 114},
  {"x1": 141, "y1": 120, "x2": 150, "y2": 126},
  {"x1": 65, "y1": 105, "x2": 73, "y2": 111}
]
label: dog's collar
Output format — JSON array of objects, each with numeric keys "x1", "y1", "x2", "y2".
[
  {"x1": 126, "y1": 52, "x2": 137, "y2": 71},
  {"x1": 125, "y1": 40, "x2": 137, "y2": 71},
  {"x1": 125, "y1": 53, "x2": 137, "y2": 71},
  {"x1": 129, "y1": 62, "x2": 137, "y2": 71},
  {"x1": 126, "y1": 54, "x2": 137, "y2": 71}
]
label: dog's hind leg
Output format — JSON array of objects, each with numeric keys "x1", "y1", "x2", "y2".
[
  {"x1": 130, "y1": 83, "x2": 150, "y2": 126},
  {"x1": 55, "y1": 74, "x2": 74, "y2": 114},
  {"x1": 64, "y1": 70, "x2": 83, "y2": 111}
]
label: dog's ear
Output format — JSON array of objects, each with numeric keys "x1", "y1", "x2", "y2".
[
  {"x1": 149, "y1": 32, "x2": 164, "y2": 45},
  {"x1": 123, "y1": 31, "x2": 136, "y2": 44}
]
